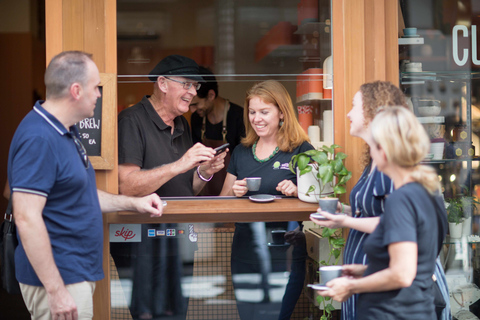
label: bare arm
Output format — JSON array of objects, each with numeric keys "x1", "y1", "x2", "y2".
[
  {"x1": 97, "y1": 189, "x2": 163, "y2": 216},
  {"x1": 220, "y1": 173, "x2": 238, "y2": 196},
  {"x1": 192, "y1": 151, "x2": 227, "y2": 195},
  {"x1": 310, "y1": 210, "x2": 380, "y2": 234},
  {"x1": 12, "y1": 191, "x2": 78, "y2": 319},
  {"x1": 119, "y1": 162, "x2": 184, "y2": 196},
  {"x1": 3, "y1": 180, "x2": 10, "y2": 200},
  {"x1": 321, "y1": 242, "x2": 418, "y2": 302},
  {"x1": 119, "y1": 143, "x2": 225, "y2": 196}
]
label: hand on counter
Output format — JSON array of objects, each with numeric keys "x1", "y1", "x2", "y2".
[
  {"x1": 133, "y1": 193, "x2": 164, "y2": 217},
  {"x1": 276, "y1": 179, "x2": 297, "y2": 197}
]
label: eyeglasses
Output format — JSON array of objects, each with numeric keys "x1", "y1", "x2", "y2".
[
  {"x1": 164, "y1": 77, "x2": 201, "y2": 91},
  {"x1": 73, "y1": 136, "x2": 89, "y2": 169}
]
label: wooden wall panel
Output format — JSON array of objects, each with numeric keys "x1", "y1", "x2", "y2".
[
  {"x1": 84, "y1": 0, "x2": 105, "y2": 72},
  {"x1": 45, "y1": 0, "x2": 62, "y2": 64},
  {"x1": 386, "y1": 0, "x2": 400, "y2": 85},
  {"x1": 333, "y1": 0, "x2": 400, "y2": 201},
  {"x1": 45, "y1": 0, "x2": 117, "y2": 318},
  {"x1": 62, "y1": 0, "x2": 84, "y2": 51}
]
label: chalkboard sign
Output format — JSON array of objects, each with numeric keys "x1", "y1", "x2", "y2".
[
  {"x1": 74, "y1": 73, "x2": 115, "y2": 170},
  {"x1": 77, "y1": 87, "x2": 103, "y2": 156}
]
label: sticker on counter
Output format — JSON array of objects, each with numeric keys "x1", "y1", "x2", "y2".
[
  {"x1": 148, "y1": 229, "x2": 156, "y2": 237},
  {"x1": 188, "y1": 224, "x2": 198, "y2": 243},
  {"x1": 157, "y1": 230, "x2": 165, "y2": 236},
  {"x1": 109, "y1": 224, "x2": 141, "y2": 242},
  {"x1": 166, "y1": 229, "x2": 176, "y2": 236}
]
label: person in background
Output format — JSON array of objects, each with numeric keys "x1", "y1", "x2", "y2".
[
  {"x1": 7, "y1": 51, "x2": 163, "y2": 320},
  {"x1": 220, "y1": 80, "x2": 313, "y2": 319},
  {"x1": 189, "y1": 66, "x2": 245, "y2": 195},
  {"x1": 309, "y1": 81, "x2": 450, "y2": 320},
  {"x1": 117, "y1": 55, "x2": 227, "y2": 319},
  {"x1": 316, "y1": 107, "x2": 448, "y2": 320}
]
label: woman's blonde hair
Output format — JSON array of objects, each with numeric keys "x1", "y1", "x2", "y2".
[
  {"x1": 371, "y1": 107, "x2": 440, "y2": 194},
  {"x1": 242, "y1": 80, "x2": 310, "y2": 152},
  {"x1": 359, "y1": 81, "x2": 408, "y2": 168}
]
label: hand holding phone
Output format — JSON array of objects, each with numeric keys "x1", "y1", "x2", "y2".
[{"x1": 214, "y1": 143, "x2": 230, "y2": 156}]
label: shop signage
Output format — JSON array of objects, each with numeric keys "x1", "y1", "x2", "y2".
[
  {"x1": 109, "y1": 224, "x2": 141, "y2": 242},
  {"x1": 452, "y1": 25, "x2": 480, "y2": 66},
  {"x1": 76, "y1": 87, "x2": 102, "y2": 157}
]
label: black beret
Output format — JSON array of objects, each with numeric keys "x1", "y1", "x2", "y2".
[{"x1": 148, "y1": 55, "x2": 204, "y2": 82}]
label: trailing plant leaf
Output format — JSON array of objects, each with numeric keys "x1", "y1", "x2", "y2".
[
  {"x1": 333, "y1": 185, "x2": 346, "y2": 195},
  {"x1": 335, "y1": 152, "x2": 347, "y2": 160},
  {"x1": 300, "y1": 165, "x2": 313, "y2": 176},
  {"x1": 312, "y1": 151, "x2": 328, "y2": 164},
  {"x1": 305, "y1": 185, "x2": 316, "y2": 197},
  {"x1": 316, "y1": 295, "x2": 325, "y2": 304},
  {"x1": 297, "y1": 154, "x2": 310, "y2": 170}
]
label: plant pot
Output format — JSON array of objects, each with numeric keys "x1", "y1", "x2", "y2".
[
  {"x1": 297, "y1": 165, "x2": 334, "y2": 203},
  {"x1": 449, "y1": 221, "x2": 463, "y2": 239},
  {"x1": 462, "y1": 217, "x2": 471, "y2": 236},
  {"x1": 318, "y1": 198, "x2": 338, "y2": 213}
]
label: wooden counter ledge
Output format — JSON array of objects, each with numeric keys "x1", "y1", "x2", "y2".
[{"x1": 107, "y1": 196, "x2": 319, "y2": 224}]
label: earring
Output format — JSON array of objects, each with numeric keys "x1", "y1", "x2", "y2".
[{"x1": 279, "y1": 120, "x2": 284, "y2": 127}]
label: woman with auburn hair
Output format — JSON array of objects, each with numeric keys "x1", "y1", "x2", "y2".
[
  {"x1": 316, "y1": 107, "x2": 447, "y2": 320},
  {"x1": 221, "y1": 80, "x2": 313, "y2": 319},
  {"x1": 310, "y1": 81, "x2": 450, "y2": 320}
]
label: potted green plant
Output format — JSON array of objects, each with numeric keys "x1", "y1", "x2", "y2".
[
  {"x1": 446, "y1": 187, "x2": 480, "y2": 239},
  {"x1": 445, "y1": 198, "x2": 463, "y2": 238},
  {"x1": 289, "y1": 144, "x2": 352, "y2": 203}
]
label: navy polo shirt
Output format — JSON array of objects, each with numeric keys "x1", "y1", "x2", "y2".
[{"x1": 8, "y1": 101, "x2": 104, "y2": 286}]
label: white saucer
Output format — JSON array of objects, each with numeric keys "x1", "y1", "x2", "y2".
[
  {"x1": 249, "y1": 194, "x2": 276, "y2": 203},
  {"x1": 403, "y1": 34, "x2": 420, "y2": 38},
  {"x1": 310, "y1": 213, "x2": 328, "y2": 220},
  {"x1": 307, "y1": 283, "x2": 329, "y2": 290},
  {"x1": 268, "y1": 242, "x2": 290, "y2": 247}
]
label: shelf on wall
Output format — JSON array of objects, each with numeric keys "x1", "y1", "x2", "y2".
[
  {"x1": 294, "y1": 22, "x2": 328, "y2": 35},
  {"x1": 398, "y1": 37, "x2": 424, "y2": 45},
  {"x1": 296, "y1": 92, "x2": 332, "y2": 104},
  {"x1": 401, "y1": 80, "x2": 425, "y2": 85},
  {"x1": 422, "y1": 157, "x2": 480, "y2": 164},
  {"x1": 417, "y1": 116, "x2": 445, "y2": 124}
]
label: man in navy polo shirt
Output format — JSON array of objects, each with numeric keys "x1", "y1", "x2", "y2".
[{"x1": 8, "y1": 51, "x2": 164, "y2": 320}]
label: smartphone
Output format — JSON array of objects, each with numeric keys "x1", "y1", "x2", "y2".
[{"x1": 214, "y1": 143, "x2": 230, "y2": 156}]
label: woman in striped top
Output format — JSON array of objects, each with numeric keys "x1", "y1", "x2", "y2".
[{"x1": 310, "y1": 81, "x2": 450, "y2": 320}]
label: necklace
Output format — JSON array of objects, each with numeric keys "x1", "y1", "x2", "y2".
[{"x1": 252, "y1": 141, "x2": 279, "y2": 163}]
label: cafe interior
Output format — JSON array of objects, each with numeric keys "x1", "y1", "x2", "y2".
[{"x1": 3, "y1": 1, "x2": 480, "y2": 319}]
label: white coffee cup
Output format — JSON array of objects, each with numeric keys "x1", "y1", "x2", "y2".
[
  {"x1": 246, "y1": 177, "x2": 261, "y2": 191},
  {"x1": 320, "y1": 265, "x2": 343, "y2": 284}
]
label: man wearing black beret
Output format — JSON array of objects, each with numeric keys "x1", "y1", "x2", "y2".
[
  {"x1": 118, "y1": 54, "x2": 226, "y2": 198},
  {"x1": 117, "y1": 55, "x2": 226, "y2": 318}
]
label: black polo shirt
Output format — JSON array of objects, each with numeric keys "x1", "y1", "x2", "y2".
[{"x1": 118, "y1": 96, "x2": 195, "y2": 197}]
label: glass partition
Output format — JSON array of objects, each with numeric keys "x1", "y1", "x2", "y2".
[
  {"x1": 399, "y1": 1, "x2": 480, "y2": 318},
  {"x1": 114, "y1": 1, "x2": 333, "y2": 319}
]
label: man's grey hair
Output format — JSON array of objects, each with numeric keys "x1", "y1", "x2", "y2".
[{"x1": 44, "y1": 51, "x2": 93, "y2": 99}]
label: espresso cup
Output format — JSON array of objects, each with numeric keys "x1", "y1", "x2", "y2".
[
  {"x1": 318, "y1": 198, "x2": 339, "y2": 214},
  {"x1": 403, "y1": 27, "x2": 417, "y2": 36},
  {"x1": 246, "y1": 177, "x2": 261, "y2": 191},
  {"x1": 271, "y1": 230, "x2": 286, "y2": 245},
  {"x1": 320, "y1": 265, "x2": 343, "y2": 284}
]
